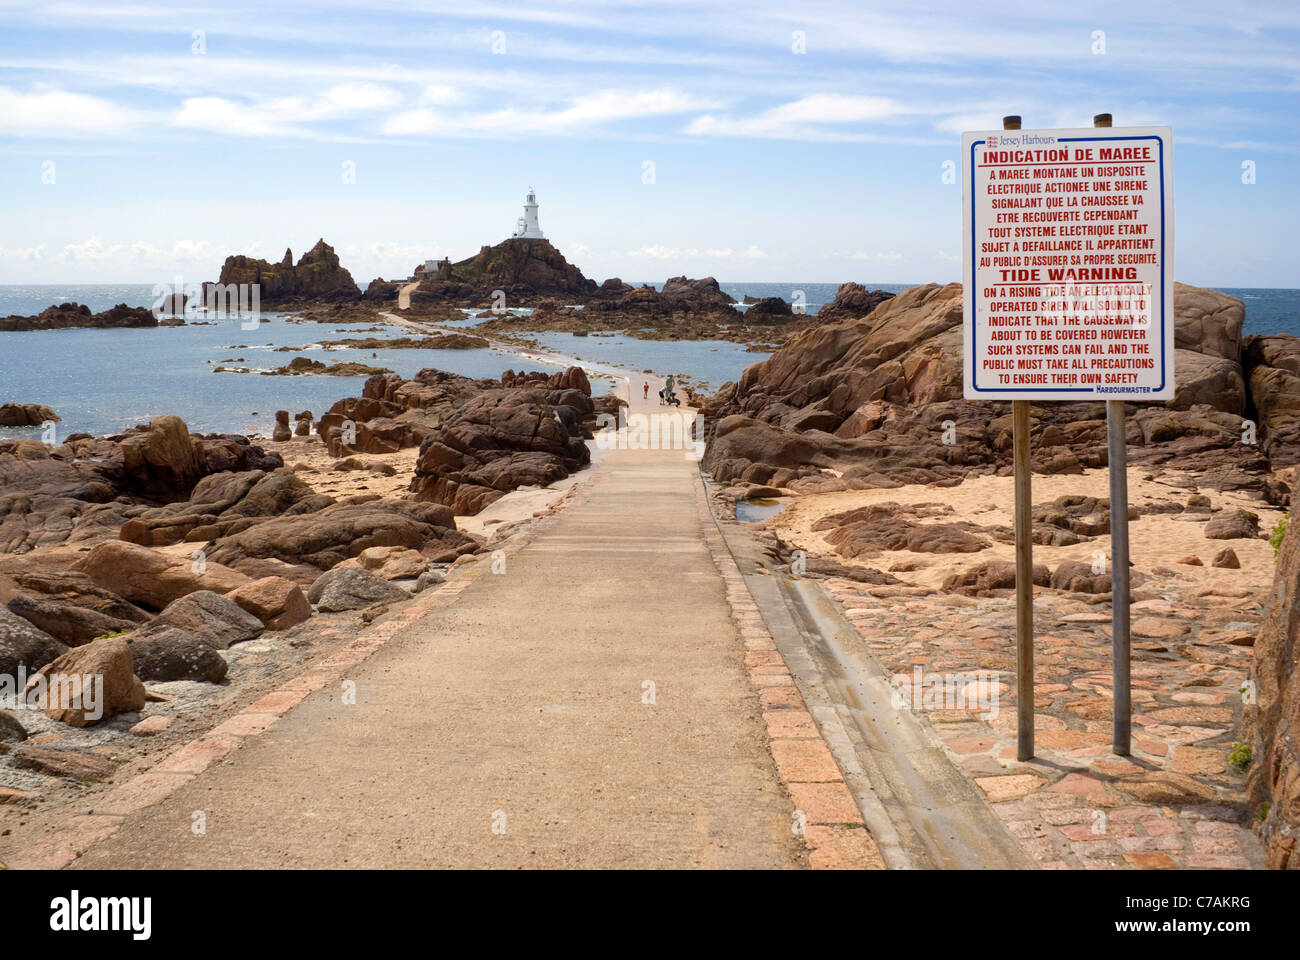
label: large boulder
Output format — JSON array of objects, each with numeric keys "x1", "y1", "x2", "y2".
[
  {"x1": 1204, "y1": 508, "x2": 1260, "y2": 540},
  {"x1": 5, "y1": 594, "x2": 138, "y2": 647},
  {"x1": 120, "y1": 415, "x2": 206, "y2": 495},
  {"x1": 78, "y1": 540, "x2": 250, "y2": 610},
  {"x1": 127, "y1": 627, "x2": 228, "y2": 683},
  {"x1": 307, "y1": 567, "x2": 407, "y2": 612},
  {"x1": 943, "y1": 559, "x2": 1051, "y2": 596},
  {"x1": 24, "y1": 635, "x2": 145, "y2": 727},
  {"x1": 0, "y1": 606, "x2": 68, "y2": 677},
  {"x1": 6, "y1": 571, "x2": 150, "y2": 624},
  {"x1": 335, "y1": 546, "x2": 429, "y2": 581},
  {"x1": 1173, "y1": 281, "x2": 1244, "y2": 362},
  {"x1": 227, "y1": 576, "x2": 311, "y2": 630},
  {"x1": 134, "y1": 590, "x2": 264, "y2": 649},
  {"x1": 1169, "y1": 349, "x2": 1245, "y2": 415},
  {"x1": 205, "y1": 498, "x2": 473, "y2": 570}
]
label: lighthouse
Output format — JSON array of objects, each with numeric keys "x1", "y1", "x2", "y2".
[{"x1": 512, "y1": 188, "x2": 545, "y2": 240}]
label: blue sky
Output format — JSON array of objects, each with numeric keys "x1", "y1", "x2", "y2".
[{"x1": 0, "y1": 0, "x2": 1297, "y2": 287}]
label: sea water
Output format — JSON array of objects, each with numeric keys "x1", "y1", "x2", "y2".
[{"x1": 1, "y1": 283, "x2": 1295, "y2": 440}]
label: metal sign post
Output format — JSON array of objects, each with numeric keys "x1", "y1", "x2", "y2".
[
  {"x1": 962, "y1": 114, "x2": 1173, "y2": 761},
  {"x1": 1004, "y1": 115, "x2": 1035, "y2": 762},
  {"x1": 1095, "y1": 111, "x2": 1133, "y2": 757}
]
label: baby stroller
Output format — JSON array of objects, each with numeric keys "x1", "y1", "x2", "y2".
[{"x1": 664, "y1": 390, "x2": 682, "y2": 407}]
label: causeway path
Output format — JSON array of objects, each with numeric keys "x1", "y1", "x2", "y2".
[{"x1": 71, "y1": 387, "x2": 807, "y2": 868}]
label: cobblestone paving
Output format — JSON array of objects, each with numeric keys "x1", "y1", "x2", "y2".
[{"x1": 823, "y1": 575, "x2": 1267, "y2": 869}]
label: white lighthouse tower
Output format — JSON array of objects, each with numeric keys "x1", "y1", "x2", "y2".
[{"x1": 512, "y1": 188, "x2": 545, "y2": 240}]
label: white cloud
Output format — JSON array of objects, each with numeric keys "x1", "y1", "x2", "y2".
[
  {"x1": 0, "y1": 85, "x2": 148, "y2": 137},
  {"x1": 384, "y1": 88, "x2": 724, "y2": 138},
  {"x1": 627, "y1": 245, "x2": 699, "y2": 259},
  {"x1": 61, "y1": 237, "x2": 122, "y2": 261},
  {"x1": 419, "y1": 84, "x2": 458, "y2": 105},
  {"x1": 0, "y1": 244, "x2": 48, "y2": 261},
  {"x1": 382, "y1": 108, "x2": 444, "y2": 136},
  {"x1": 172, "y1": 97, "x2": 304, "y2": 137},
  {"x1": 174, "y1": 83, "x2": 402, "y2": 138},
  {"x1": 687, "y1": 94, "x2": 904, "y2": 140},
  {"x1": 937, "y1": 250, "x2": 960, "y2": 262},
  {"x1": 845, "y1": 251, "x2": 904, "y2": 262}
]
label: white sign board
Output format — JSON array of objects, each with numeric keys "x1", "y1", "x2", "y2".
[{"x1": 962, "y1": 126, "x2": 1173, "y2": 400}]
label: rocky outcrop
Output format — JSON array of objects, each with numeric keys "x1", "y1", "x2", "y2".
[
  {"x1": 411, "y1": 238, "x2": 595, "y2": 303},
  {"x1": 815, "y1": 283, "x2": 896, "y2": 324},
  {"x1": 119, "y1": 468, "x2": 330, "y2": 548},
  {"x1": 1243, "y1": 335, "x2": 1300, "y2": 468},
  {"x1": 743, "y1": 297, "x2": 794, "y2": 323},
  {"x1": 363, "y1": 278, "x2": 400, "y2": 302},
  {"x1": 660, "y1": 276, "x2": 736, "y2": 307},
  {"x1": 478, "y1": 277, "x2": 747, "y2": 341},
  {"x1": 700, "y1": 283, "x2": 1281, "y2": 501},
  {"x1": 265, "y1": 357, "x2": 391, "y2": 377},
  {"x1": 0, "y1": 420, "x2": 275, "y2": 554},
  {"x1": 1244, "y1": 512, "x2": 1300, "y2": 869},
  {"x1": 213, "y1": 239, "x2": 361, "y2": 303},
  {"x1": 0, "y1": 302, "x2": 157, "y2": 332},
  {"x1": 205, "y1": 497, "x2": 475, "y2": 570},
  {"x1": 409, "y1": 381, "x2": 593, "y2": 515},
  {"x1": 0, "y1": 403, "x2": 59, "y2": 426},
  {"x1": 320, "y1": 334, "x2": 488, "y2": 350}
]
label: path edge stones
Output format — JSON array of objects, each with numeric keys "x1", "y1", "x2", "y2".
[{"x1": 691, "y1": 474, "x2": 886, "y2": 870}]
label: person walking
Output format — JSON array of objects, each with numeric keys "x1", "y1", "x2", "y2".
[{"x1": 643, "y1": 381, "x2": 649, "y2": 401}]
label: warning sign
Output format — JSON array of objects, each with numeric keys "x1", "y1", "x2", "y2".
[{"x1": 962, "y1": 126, "x2": 1173, "y2": 400}]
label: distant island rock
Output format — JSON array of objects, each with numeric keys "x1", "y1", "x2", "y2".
[
  {"x1": 263, "y1": 357, "x2": 393, "y2": 377},
  {"x1": 0, "y1": 302, "x2": 157, "y2": 332},
  {"x1": 213, "y1": 239, "x2": 361, "y2": 304},
  {"x1": 0, "y1": 403, "x2": 59, "y2": 426},
  {"x1": 320, "y1": 334, "x2": 489, "y2": 350}
]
